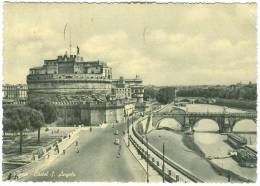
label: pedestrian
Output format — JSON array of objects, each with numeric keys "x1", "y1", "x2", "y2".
[
  {"x1": 75, "y1": 140, "x2": 79, "y2": 153},
  {"x1": 63, "y1": 149, "x2": 66, "y2": 155},
  {"x1": 7, "y1": 172, "x2": 12, "y2": 180},
  {"x1": 117, "y1": 151, "x2": 120, "y2": 158},
  {"x1": 69, "y1": 134, "x2": 71, "y2": 139},
  {"x1": 13, "y1": 172, "x2": 18, "y2": 180},
  {"x1": 56, "y1": 144, "x2": 60, "y2": 154}
]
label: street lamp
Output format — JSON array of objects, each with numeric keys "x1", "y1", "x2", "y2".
[
  {"x1": 146, "y1": 135, "x2": 149, "y2": 183},
  {"x1": 162, "y1": 143, "x2": 165, "y2": 183},
  {"x1": 127, "y1": 115, "x2": 130, "y2": 147}
]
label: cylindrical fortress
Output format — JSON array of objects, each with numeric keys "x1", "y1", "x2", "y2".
[{"x1": 27, "y1": 54, "x2": 113, "y2": 101}]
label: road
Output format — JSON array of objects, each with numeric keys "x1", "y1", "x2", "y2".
[{"x1": 23, "y1": 123, "x2": 146, "y2": 182}]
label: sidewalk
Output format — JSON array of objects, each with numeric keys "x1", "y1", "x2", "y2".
[
  {"x1": 123, "y1": 134, "x2": 162, "y2": 183},
  {"x1": 3, "y1": 128, "x2": 81, "y2": 181}
]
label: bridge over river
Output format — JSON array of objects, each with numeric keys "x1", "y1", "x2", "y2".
[
  {"x1": 141, "y1": 103, "x2": 257, "y2": 182},
  {"x1": 145, "y1": 105, "x2": 256, "y2": 133}
]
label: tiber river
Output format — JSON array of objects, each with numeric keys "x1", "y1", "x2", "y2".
[{"x1": 146, "y1": 104, "x2": 256, "y2": 183}]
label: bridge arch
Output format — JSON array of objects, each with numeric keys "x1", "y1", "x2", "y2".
[
  {"x1": 179, "y1": 98, "x2": 192, "y2": 103},
  {"x1": 153, "y1": 106, "x2": 186, "y2": 129},
  {"x1": 232, "y1": 119, "x2": 256, "y2": 133},
  {"x1": 192, "y1": 118, "x2": 221, "y2": 132},
  {"x1": 169, "y1": 106, "x2": 186, "y2": 113},
  {"x1": 156, "y1": 116, "x2": 184, "y2": 129},
  {"x1": 157, "y1": 118, "x2": 182, "y2": 130}
]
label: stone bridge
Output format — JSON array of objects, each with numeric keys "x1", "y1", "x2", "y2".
[
  {"x1": 147, "y1": 107, "x2": 256, "y2": 133},
  {"x1": 175, "y1": 97, "x2": 214, "y2": 104}
]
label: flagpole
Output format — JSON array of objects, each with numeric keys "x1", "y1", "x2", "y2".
[
  {"x1": 69, "y1": 29, "x2": 72, "y2": 55},
  {"x1": 64, "y1": 23, "x2": 67, "y2": 52}
]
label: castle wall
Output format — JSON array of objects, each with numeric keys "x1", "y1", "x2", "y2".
[
  {"x1": 27, "y1": 81, "x2": 112, "y2": 100},
  {"x1": 55, "y1": 103, "x2": 125, "y2": 126},
  {"x1": 90, "y1": 108, "x2": 106, "y2": 125},
  {"x1": 81, "y1": 109, "x2": 91, "y2": 124},
  {"x1": 56, "y1": 105, "x2": 81, "y2": 125}
]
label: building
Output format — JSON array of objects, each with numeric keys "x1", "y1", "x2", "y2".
[
  {"x1": 27, "y1": 52, "x2": 112, "y2": 101},
  {"x1": 111, "y1": 77, "x2": 132, "y2": 100},
  {"x1": 2, "y1": 84, "x2": 27, "y2": 104},
  {"x1": 27, "y1": 51, "x2": 144, "y2": 104},
  {"x1": 111, "y1": 76, "x2": 144, "y2": 103},
  {"x1": 23, "y1": 50, "x2": 146, "y2": 125}
]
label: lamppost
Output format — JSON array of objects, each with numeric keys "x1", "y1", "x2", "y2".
[
  {"x1": 146, "y1": 135, "x2": 149, "y2": 183},
  {"x1": 162, "y1": 143, "x2": 165, "y2": 183},
  {"x1": 127, "y1": 114, "x2": 130, "y2": 147}
]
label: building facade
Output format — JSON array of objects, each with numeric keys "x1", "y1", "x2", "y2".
[
  {"x1": 111, "y1": 76, "x2": 144, "y2": 103},
  {"x1": 2, "y1": 84, "x2": 27, "y2": 104}
]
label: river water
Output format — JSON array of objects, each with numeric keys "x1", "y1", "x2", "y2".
[{"x1": 147, "y1": 104, "x2": 256, "y2": 183}]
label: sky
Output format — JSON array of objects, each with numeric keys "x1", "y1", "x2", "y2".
[{"x1": 3, "y1": 3, "x2": 257, "y2": 86}]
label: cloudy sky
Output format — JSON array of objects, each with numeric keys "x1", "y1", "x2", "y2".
[{"x1": 3, "y1": 3, "x2": 256, "y2": 86}]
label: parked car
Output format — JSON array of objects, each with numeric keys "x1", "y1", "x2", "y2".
[
  {"x1": 114, "y1": 138, "x2": 120, "y2": 145},
  {"x1": 114, "y1": 130, "x2": 119, "y2": 135}
]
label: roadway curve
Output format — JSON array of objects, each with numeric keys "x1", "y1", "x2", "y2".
[{"x1": 23, "y1": 123, "x2": 146, "y2": 182}]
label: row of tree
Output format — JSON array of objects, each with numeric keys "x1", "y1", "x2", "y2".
[
  {"x1": 177, "y1": 85, "x2": 257, "y2": 100},
  {"x1": 144, "y1": 83, "x2": 257, "y2": 105},
  {"x1": 156, "y1": 87, "x2": 176, "y2": 104},
  {"x1": 3, "y1": 98, "x2": 57, "y2": 154},
  {"x1": 144, "y1": 87, "x2": 176, "y2": 104}
]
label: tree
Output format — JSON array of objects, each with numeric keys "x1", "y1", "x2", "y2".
[
  {"x1": 156, "y1": 87, "x2": 176, "y2": 104},
  {"x1": 144, "y1": 87, "x2": 158, "y2": 101},
  {"x1": 3, "y1": 116, "x2": 11, "y2": 137},
  {"x1": 30, "y1": 109, "x2": 45, "y2": 143},
  {"x1": 3, "y1": 106, "x2": 45, "y2": 154},
  {"x1": 4, "y1": 107, "x2": 31, "y2": 154},
  {"x1": 28, "y1": 98, "x2": 57, "y2": 124}
]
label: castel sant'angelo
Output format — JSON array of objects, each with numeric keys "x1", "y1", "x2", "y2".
[{"x1": 26, "y1": 47, "x2": 147, "y2": 125}]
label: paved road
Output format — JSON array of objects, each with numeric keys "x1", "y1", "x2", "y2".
[{"x1": 23, "y1": 123, "x2": 146, "y2": 182}]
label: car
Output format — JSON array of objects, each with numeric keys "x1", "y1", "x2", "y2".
[
  {"x1": 114, "y1": 130, "x2": 119, "y2": 135},
  {"x1": 114, "y1": 138, "x2": 120, "y2": 145}
]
